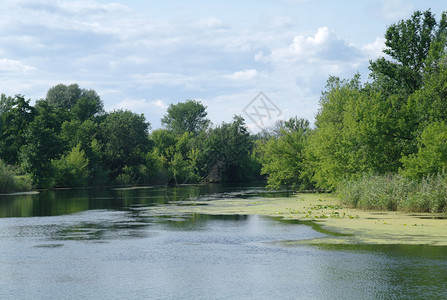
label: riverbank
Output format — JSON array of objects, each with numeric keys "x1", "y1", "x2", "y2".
[{"x1": 153, "y1": 193, "x2": 447, "y2": 246}]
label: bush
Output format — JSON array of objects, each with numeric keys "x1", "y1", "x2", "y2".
[
  {"x1": 337, "y1": 173, "x2": 447, "y2": 213},
  {"x1": 51, "y1": 144, "x2": 89, "y2": 188},
  {"x1": 0, "y1": 160, "x2": 33, "y2": 193}
]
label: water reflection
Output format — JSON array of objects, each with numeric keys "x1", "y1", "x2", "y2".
[
  {"x1": 0, "y1": 183, "x2": 288, "y2": 218},
  {"x1": 1, "y1": 185, "x2": 447, "y2": 299}
]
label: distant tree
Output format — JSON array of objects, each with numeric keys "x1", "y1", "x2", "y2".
[
  {"x1": 0, "y1": 94, "x2": 14, "y2": 116},
  {"x1": 51, "y1": 143, "x2": 89, "y2": 188},
  {"x1": 201, "y1": 116, "x2": 256, "y2": 182},
  {"x1": 20, "y1": 101, "x2": 65, "y2": 187},
  {"x1": 256, "y1": 117, "x2": 313, "y2": 189},
  {"x1": 161, "y1": 100, "x2": 210, "y2": 134},
  {"x1": 99, "y1": 110, "x2": 151, "y2": 179},
  {"x1": 401, "y1": 122, "x2": 447, "y2": 179},
  {"x1": 369, "y1": 10, "x2": 447, "y2": 96},
  {"x1": 46, "y1": 83, "x2": 104, "y2": 117},
  {"x1": 0, "y1": 95, "x2": 37, "y2": 165}
]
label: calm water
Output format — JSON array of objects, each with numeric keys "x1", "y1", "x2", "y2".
[{"x1": 1, "y1": 184, "x2": 447, "y2": 299}]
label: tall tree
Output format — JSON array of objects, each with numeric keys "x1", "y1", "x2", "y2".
[
  {"x1": 369, "y1": 10, "x2": 446, "y2": 96},
  {"x1": 46, "y1": 83, "x2": 104, "y2": 117},
  {"x1": 256, "y1": 117, "x2": 312, "y2": 189},
  {"x1": 19, "y1": 101, "x2": 65, "y2": 187},
  {"x1": 161, "y1": 100, "x2": 210, "y2": 134},
  {"x1": 99, "y1": 110, "x2": 151, "y2": 179},
  {"x1": 0, "y1": 95, "x2": 37, "y2": 165},
  {"x1": 200, "y1": 116, "x2": 255, "y2": 182}
]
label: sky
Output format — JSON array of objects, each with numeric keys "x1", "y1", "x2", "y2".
[{"x1": 1, "y1": 0, "x2": 446, "y2": 131}]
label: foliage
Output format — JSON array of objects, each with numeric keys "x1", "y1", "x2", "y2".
[
  {"x1": 400, "y1": 122, "x2": 447, "y2": 179},
  {"x1": 99, "y1": 109, "x2": 151, "y2": 181},
  {"x1": 337, "y1": 173, "x2": 447, "y2": 213},
  {"x1": 46, "y1": 83, "x2": 104, "y2": 113},
  {"x1": 0, "y1": 160, "x2": 33, "y2": 193},
  {"x1": 51, "y1": 144, "x2": 89, "y2": 188},
  {"x1": 0, "y1": 95, "x2": 37, "y2": 165},
  {"x1": 255, "y1": 117, "x2": 312, "y2": 190},
  {"x1": 161, "y1": 100, "x2": 210, "y2": 134},
  {"x1": 369, "y1": 10, "x2": 444, "y2": 96},
  {"x1": 19, "y1": 101, "x2": 65, "y2": 188},
  {"x1": 200, "y1": 116, "x2": 257, "y2": 182}
]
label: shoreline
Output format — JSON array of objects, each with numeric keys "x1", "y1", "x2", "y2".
[{"x1": 152, "y1": 193, "x2": 447, "y2": 246}]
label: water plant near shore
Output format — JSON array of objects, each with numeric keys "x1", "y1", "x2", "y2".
[
  {"x1": 337, "y1": 173, "x2": 447, "y2": 213},
  {"x1": 0, "y1": 160, "x2": 33, "y2": 193}
]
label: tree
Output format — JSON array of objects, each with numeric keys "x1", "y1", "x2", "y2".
[
  {"x1": 19, "y1": 101, "x2": 65, "y2": 187},
  {"x1": 200, "y1": 116, "x2": 256, "y2": 182},
  {"x1": 46, "y1": 83, "x2": 104, "y2": 116},
  {"x1": 369, "y1": 10, "x2": 447, "y2": 96},
  {"x1": 99, "y1": 110, "x2": 151, "y2": 179},
  {"x1": 161, "y1": 100, "x2": 210, "y2": 134},
  {"x1": 51, "y1": 143, "x2": 89, "y2": 187},
  {"x1": 401, "y1": 122, "x2": 447, "y2": 179},
  {"x1": 0, "y1": 95, "x2": 37, "y2": 165},
  {"x1": 255, "y1": 117, "x2": 312, "y2": 189}
]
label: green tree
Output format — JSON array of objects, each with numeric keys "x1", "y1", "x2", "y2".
[
  {"x1": 256, "y1": 117, "x2": 312, "y2": 189},
  {"x1": 401, "y1": 122, "x2": 447, "y2": 179},
  {"x1": 46, "y1": 83, "x2": 104, "y2": 115},
  {"x1": 52, "y1": 143, "x2": 89, "y2": 187},
  {"x1": 0, "y1": 95, "x2": 37, "y2": 165},
  {"x1": 19, "y1": 101, "x2": 65, "y2": 187},
  {"x1": 201, "y1": 116, "x2": 256, "y2": 182},
  {"x1": 99, "y1": 110, "x2": 151, "y2": 180},
  {"x1": 161, "y1": 100, "x2": 210, "y2": 134},
  {"x1": 369, "y1": 10, "x2": 447, "y2": 96}
]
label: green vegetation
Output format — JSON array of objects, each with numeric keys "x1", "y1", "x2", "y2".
[
  {"x1": 255, "y1": 10, "x2": 447, "y2": 213},
  {"x1": 0, "y1": 160, "x2": 32, "y2": 193},
  {"x1": 337, "y1": 173, "x2": 447, "y2": 213},
  {"x1": 2, "y1": 9, "x2": 447, "y2": 215},
  {"x1": 0, "y1": 87, "x2": 259, "y2": 191}
]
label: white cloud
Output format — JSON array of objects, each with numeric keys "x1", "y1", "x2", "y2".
[
  {"x1": 376, "y1": 0, "x2": 414, "y2": 21},
  {"x1": 151, "y1": 99, "x2": 168, "y2": 110},
  {"x1": 0, "y1": 58, "x2": 36, "y2": 72},
  {"x1": 225, "y1": 69, "x2": 258, "y2": 81},
  {"x1": 112, "y1": 98, "x2": 167, "y2": 113},
  {"x1": 256, "y1": 27, "x2": 361, "y2": 64},
  {"x1": 362, "y1": 37, "x2": 386, "y2": 59},
  {"x1": 194, "y1": 17, "x2": 224, "y2": 29},
  {"x1": 1, "y1": 0, "x2": 440, "y2": 130}
]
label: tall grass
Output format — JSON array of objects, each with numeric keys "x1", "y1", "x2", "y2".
[
  {"x1": 337, "y1": 173, "x2": 447, "y2": 213},
  {"x1": 0, "y1": 160, "x2": 33, "y2": 193}
]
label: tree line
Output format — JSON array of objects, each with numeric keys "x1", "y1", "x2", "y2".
[
  {"x1": 257, "y1": 10, "x2": 447, "y2": 192},
  {"x1": 2, "y1": 10, "x2": 447, "y2": 203},
  {"x1": 0, "y1": 84, "x2": 261, "y2": 189}
]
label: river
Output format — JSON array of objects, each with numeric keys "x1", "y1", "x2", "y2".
[{"x1": 1, "y1": 184, "x2": 446, "y2": 299}]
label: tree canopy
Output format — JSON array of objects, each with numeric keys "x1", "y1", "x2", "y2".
[{"x1": 161, "y1": 100, "x2": 210, "y2": 134}]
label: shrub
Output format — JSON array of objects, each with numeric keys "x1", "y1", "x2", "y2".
[
  {"x1": 0, "y1": 160, "x2": 33, "y2": 193},
  {"x1": 337, "y1": 173, "x2": 447, "y2": 213}
]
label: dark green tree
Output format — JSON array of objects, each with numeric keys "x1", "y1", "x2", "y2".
[
  {"x1": 256, "y1": 117, "x2": 312, "y2": 189},
  {"x1": 99, "y1": 110, "x2": 151, "y2": 180},
  {"x1": 46, "y1": 83, "x2": 104, "y2": 116},
  {"x1": 201, "y1": 116, "x2": 256, "y2": 182},
  {"x1": 369, "y1": 10, "x2": 447, "y2": 96},
  {"x1": 0, "y1": 95, "x2": 37, "y2": 165},
  {"x1": 19, "y1": 101, "x2": 65, "y2": 187},
  {"x1": 161, "y1": 100, "x2": 210, "y2": 134}
]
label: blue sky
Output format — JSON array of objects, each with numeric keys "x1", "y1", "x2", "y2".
[{"x1": 1, "y1": 0, "x2": 446, "y2": 131}]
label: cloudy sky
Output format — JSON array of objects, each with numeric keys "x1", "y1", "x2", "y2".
[{"x1": 1, "y1": 0, "x2": 446, "y2": 131}]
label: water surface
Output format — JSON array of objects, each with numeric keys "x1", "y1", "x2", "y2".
[{"x1": 1, "y1": 184, "x2": 446, "y2": 299}]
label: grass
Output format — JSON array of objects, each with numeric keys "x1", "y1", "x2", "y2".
[
  {"x1": 337, "y1": 173, "x2": 447, "y2": 213},
  {"x1": 0, "y1": 160, "x2": 33, "y2": 193}
]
